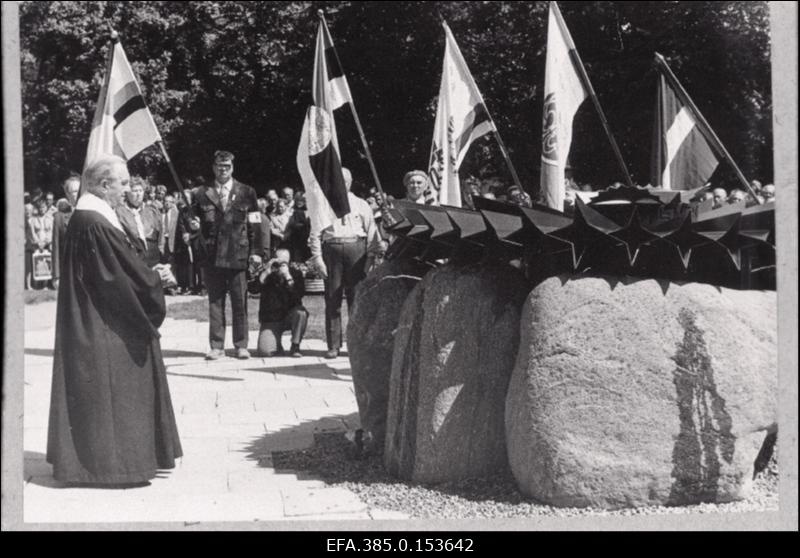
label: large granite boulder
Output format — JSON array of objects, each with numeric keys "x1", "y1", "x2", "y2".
[
  {"x1": 347, "y1": 258, "x2": 430, "y2": 450},
  {"x1": 384, "y1": 262, "x2": 529, "y2": 483},
  {"x1": 506, "y1": 275, "x2": 777, "y2": 509}
]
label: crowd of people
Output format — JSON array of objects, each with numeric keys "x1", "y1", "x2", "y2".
[{"x1": 25, "y1": 165, "x2": 778, "y2": 294}]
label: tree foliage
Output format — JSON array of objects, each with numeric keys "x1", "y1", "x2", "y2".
[{"x1": 20, "y1": 1, "x2": 772, "y2": 197}]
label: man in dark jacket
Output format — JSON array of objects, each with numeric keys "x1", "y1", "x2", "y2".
[
  {"x1": 189, "y1": 150, "x2": 264, "y2": 359},
  {"x1": 51, "y1": 173, "x2": 81, "y2": 289},
  {"x1": 249, "y1": 248, "x2": 308, "y2": 357}
]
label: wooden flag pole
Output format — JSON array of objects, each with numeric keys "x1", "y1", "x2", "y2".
[
  {"x1": 552, "y1": 2, "x2": 634, "y2": 187},
  {"x1": 654, "y1": 53, "x2": 761, "y2": 203},
  {"x1": 318, "y1": 11, "x2": 385, "y2": 198},
  {"x1": 156, "y1": 140, "x2": 187, "y2": 201}
]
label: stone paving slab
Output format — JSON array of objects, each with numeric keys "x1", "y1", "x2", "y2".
[{"x1": 21, "y1": 300, "x2": 402, "y2": 525}]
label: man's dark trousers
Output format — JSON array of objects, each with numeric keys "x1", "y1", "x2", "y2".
[
  {"x1": 322, "y1": 239, "x2": 366, "y2": 351},
  {"x1": 205, "y1": 266, "x2": 249, "y2": 350}
]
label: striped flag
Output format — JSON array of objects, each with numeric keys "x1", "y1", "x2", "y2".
[
  {"x1": 84, "y1": 38, "x2": 162, "y2": 170},
  {"x1": 540, "y1": 2, "x2": 589, "y2": 211},
  {"x1": 651, "y1": 64, "x2": 720, "y2": 191},
  {"x1": 427, "y1": 22, "x2": 496, "y2": 208},
  {"x1": 297, "y1": 106, "x2": 351, "y2": 236},
  {"x1": 313, "y1": 17, "x2": 353, "y2": 154}
]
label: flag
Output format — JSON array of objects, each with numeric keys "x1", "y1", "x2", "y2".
[
  {"x1": 84, "y1": 38, "x2": 162, "y2": 170},
  {"x1": 540, "y1": 2, "x2": 589, "y2": 211},
  {"x1": 313, "y1": 17, "x2": 353, "y2": 154},
  {"x1": 651, "y1": 64, "x2": 720, "y2": 191},
  {"x1": 428, "y1": 22, "x2": 496, "y2": 208},
  {"x1": 297, "y1": 106, "x2": 351, "y2": 235}
]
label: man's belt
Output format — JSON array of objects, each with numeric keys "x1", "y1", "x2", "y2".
[{"x1": 323, "y1": 237, "x2": 364, "y2": 245}]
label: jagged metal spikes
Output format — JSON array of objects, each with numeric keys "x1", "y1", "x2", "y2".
[
  {"x1": 693, "y1": 210, "x2": 745, "y2": 270},
  {"x1": 549, "y1": 197, "x2": 625, "y2": 270},
  {"x1": 517, "y1": 205, "x2": 575, "y2": 258},
  {"x1": 738, "y1": 202, "x2": 776, "y2": 246},
  {"x1": 609, "y1": 206, "x2": 660, "y2": 266},
  {"x1": 442, "y1": 205, "x2": 489, "y2": 245},
  {"x1": 414, "y1": 205, "x2": 457, "y2": 242},
  {"x1": 658, "y1": 212, "x2": 711, "y2": 270}
]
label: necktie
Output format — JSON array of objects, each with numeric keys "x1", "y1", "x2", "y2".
[
  {"x1": 133, "y1": 210, "x2": 146, "y2": 241},
  {"x1": 219, "y1": 187, "x2": 228, "y2": 211}
]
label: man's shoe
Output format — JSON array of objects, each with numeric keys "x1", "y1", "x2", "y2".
[
  {"x1": 205, "y1": 348, "x2": 224, "y2": 360},
  {"x1": 235, "y1": 348, "x2": 251, "y2": 360},
  {"x1": 290, "y1": 344, "x2": 303, "y2": 358},
  {"x1": 324, "y1": 348, "x2": 339, "y2": 359}
]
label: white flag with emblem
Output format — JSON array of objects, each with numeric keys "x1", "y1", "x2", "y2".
[
  {"x1": 540, "y1": 2, "x2": 588, "y2": 211},
  {"x1": 427, "y1": 22, "x2": 496, "y2": 208}
]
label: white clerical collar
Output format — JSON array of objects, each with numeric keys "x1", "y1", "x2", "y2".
[{"x1": 75, "y1": 192, "x2": 125, "y2": 232}]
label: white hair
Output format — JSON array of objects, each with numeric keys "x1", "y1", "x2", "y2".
[{"x1": 83, "y1": 155, "x2": 128, "y2": 194}]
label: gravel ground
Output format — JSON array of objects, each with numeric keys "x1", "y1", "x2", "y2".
[{"x1": 272, "y1": 432, "x2": 779, "y2": 519}]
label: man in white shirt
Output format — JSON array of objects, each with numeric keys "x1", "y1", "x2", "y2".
[{"x1": 310, "y1": 168, "x2": 382, "y2": 359}]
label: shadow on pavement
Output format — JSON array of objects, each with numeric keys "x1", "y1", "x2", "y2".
[
  {"x1": 24, "y1": 348, "x2": 53, "y2": 358},
  {"x1": 241, "y1": 363, "x2": 352, "y2": 382},
  {"x1": 231, "y1": 413, "x2": 525, "y2": 509},
  {"x1": 25, "y1": 450, "x2": 173, "y2": 489},
  {"x1": 160, "y1": 349, "x2": 210, "y2": 358}
]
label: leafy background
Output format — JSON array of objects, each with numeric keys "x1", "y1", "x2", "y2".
[{"x1": 20, "y1": 1, "x2": 772, "y2": 198}]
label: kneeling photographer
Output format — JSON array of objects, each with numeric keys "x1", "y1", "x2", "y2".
[{"x1": 248, "y1": 248, "x2": 308, "y2": 357}]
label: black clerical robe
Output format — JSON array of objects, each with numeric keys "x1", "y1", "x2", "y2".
[{"x1": 46, "y1": 208, "x2": 182, "y2": 484}]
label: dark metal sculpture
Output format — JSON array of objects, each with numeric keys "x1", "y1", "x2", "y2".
[{"x1": 383, "y1": 187, "x2": 776, "y2": 291}]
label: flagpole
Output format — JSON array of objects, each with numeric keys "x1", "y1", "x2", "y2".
[
  {"x1": 441, "y1": 21, "x2": 524, "y2": 194},
  {"x1": 654, "y1": 52, "x2": 761, "y2": 203},
  {"x1": 317, "y1": 11, "x2": 385, "y2": 198},
  {"x1": 156, "y1": 141, "x2": 187, "y2": 201},
  {"x1": 552, "y1": 2, "x2": 634, "y2": 188}
]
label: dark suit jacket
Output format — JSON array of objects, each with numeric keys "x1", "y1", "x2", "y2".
[
  {"x1": 116, "y1": 204, "x2": 163, "y2": 267},
  {"x1": 191, "y1": 180, "x2": 264, "y2": 270},
  {"x1": 52, "y1": 208, "x2": 73, "y2": 280}
]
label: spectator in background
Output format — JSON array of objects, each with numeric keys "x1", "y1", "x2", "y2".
[
  {"x1": 750, "y1": 179, "x2": 763, "y2": 196},
  {"x1": 281, "y1": 187, "x2": 295, "y2": 210},
  {"x1": 403, "y1": 170, "x2": 428, "y2": 204},
  {"x1": 249, "y1": 248, "x2": 308, "y2": 358},
  {"x1": 24, "y1": 199, "x2": 34, "y2": 289},
  {"x1": 712, "y1": 188, "x2": 728, "y2": 209},
  {"x1": 727, "y1": 189, "x2": 746, "y2": 205},
  {"x1": 173, "y1": 190, "x2": 207, "y2": 295},
  {"x1": 45, "y1": 191, "x2": 57, "y2": 218},
  {"x1": 266, "y1": 189, "x2": 279, "y2": 215},
  {"x1": 285, "y1": 191, "x2": 311, "y2": 262},
  {"x1": 762, "y1": 184, "x2": 775, "y2": 202},
  {"x1": 269, "y1": 198, "x2": 292, "y2": 253},
  {"x1": 507, "y1": 185, "x2": 533, "y2": 208},
  {"x1": 52, "y1": 173, "x2": 82, "y2": 289},
  {"x1": 257, "y1": 197, "x2": 268, "y2": 215},
  {"x1": 28, "y1": 196, "x2": 54, "y2": 289},
  {"x1": 117, "y1": 177, "x2": 163, "y2": 267},
  {"x1": 155, "y1": 184, "x2": 167, "y2": 207},
  {"x1": 160, "y1": 193, "x2": 179, "y2": 269},
  {"x1": 144, "y1": 183, "x2": 159, "y2": 209}
]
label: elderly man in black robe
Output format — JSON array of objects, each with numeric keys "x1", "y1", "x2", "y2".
[{"x1": 46, "y1": 155, "x2": 182, "y2": 486}]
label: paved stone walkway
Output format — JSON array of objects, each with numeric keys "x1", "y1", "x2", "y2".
[{"x1": 23, "y1": 298, "x2": 409, "y2": 524}]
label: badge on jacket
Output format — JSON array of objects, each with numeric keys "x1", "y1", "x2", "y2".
[{"x1": 247, "y1": 211, "x2": 262, "y2": 223}]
